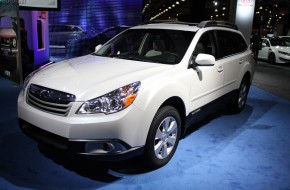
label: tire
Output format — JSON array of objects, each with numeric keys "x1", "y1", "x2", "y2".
[
  {"x1": 268, "y1": 53, "x2": 276, "y2": 64},
  {"x1": 143, "y1": 106, "x2": 181, "y2": 169},
  {"x1": 228, "y1": 77, "x2": 249, "y2": 113}
]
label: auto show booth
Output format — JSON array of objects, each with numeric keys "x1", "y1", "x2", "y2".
[{"x1": 0, "y1": 0, "x2": 142, "y2": 85}]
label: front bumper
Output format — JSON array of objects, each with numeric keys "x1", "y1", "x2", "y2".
[
  {"x1": 17, "y1": 90, "x2": 147, "y2": 161},
  {"x1": 18, "y1": 119, "x2": 144, "y2": 161},
  {"x1": 278, "y1": 54, "x2": 290, "y2": 64}
]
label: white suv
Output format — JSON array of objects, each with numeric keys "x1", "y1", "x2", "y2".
[{"x1": 18, "y1": 20, "x2": 255, "y2": 169}]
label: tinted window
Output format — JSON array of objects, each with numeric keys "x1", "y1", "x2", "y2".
[
  {"x1": 262, "y1": 39, "x2": 270, "y2": 47},
  {"x1": 216, "y1": 30, "x2": 248, "y2": 58},
  {"x1": 269, "y1": 38, "x2": 289, "y2": 46},
  {"x1": 95, "y1": 29, "x2": 195, "y2": 65}
]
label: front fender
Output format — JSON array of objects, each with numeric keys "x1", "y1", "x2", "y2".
[{"x1": 131, "y1": 74, "x2": 190, "y2": 146}]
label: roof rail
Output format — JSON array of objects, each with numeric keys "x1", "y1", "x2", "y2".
[
  {"x1": 197, "y1": 20, "x2": 238, "y2": 30},
  {"x1": 142, "y1": 20, "x2": 198, "y2": 26}
]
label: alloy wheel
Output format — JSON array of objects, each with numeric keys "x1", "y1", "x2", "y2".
[
  {"x1": 154, "y1": 116, "x2": 178, "y2": 159},
  {"x1": 238, "y1": 83, "x2": 248, "y2": 109}
]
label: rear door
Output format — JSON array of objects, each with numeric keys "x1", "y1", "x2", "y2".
[{"x1": 215, "y1": 30, "x2": 249, "y2": 93}]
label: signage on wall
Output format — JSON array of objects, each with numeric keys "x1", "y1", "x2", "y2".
[
  {"x1": 19, "y1": 0, "x2": 60, "y2": 10},
  {"x1": 235, "y1": 0, "x2": 256, "y2": 44},
  {"x1": 238, "y1": 0, "x2": 254, "y2": 7}
]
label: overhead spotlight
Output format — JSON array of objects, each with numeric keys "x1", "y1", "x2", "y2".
[
  {"x1": 176, "y1": 1, "x2": 180, "y2": 5},
  {"x1": 172, "y1": 4, "x2": 175, "y2": 7}
]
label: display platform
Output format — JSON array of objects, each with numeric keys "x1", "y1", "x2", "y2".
[{"x1": 0, "y1": 77, "x2": 290, "y2": 190}]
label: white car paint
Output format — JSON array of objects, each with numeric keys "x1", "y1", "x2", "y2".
[{"x1": 18, "y1": 21, "x2": 255, "y2": 166}]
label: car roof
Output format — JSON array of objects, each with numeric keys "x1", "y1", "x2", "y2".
[
  {"x1": 132, "y1": 23, "x2": 200, "y2": 32},
  {"x1": 131, "y1": 20, "x2": 239, "y2": 32}
]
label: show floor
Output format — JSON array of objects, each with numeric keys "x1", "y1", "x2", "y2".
[{"x1": 1, "y1": 77, "x2": 290, "y2": 190}]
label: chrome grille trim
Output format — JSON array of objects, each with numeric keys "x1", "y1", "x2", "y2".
[{"x1": 26, "y1": 84, "x2": 76, "y2": 117}]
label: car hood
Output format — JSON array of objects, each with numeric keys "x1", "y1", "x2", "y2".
[
  {"x1": 273, "y1": 46, "x2": 290, "y2": 52},
  {"x1": 29, "y1": 55, "x2": 173, "y2": 101}
]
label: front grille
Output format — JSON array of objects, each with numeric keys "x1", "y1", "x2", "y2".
[{"x1": 26, "y1": 84, "x2": 76, "y2": 116}]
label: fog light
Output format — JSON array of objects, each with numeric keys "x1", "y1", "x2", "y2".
[
  {"x1": 85, "y1": 141, "x2": 128, "y2": 154},
  {"x1": 103, "y1": 143, "x2": 115, "y2": 152}
]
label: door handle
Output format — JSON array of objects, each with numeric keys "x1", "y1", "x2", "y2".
[{"x1": 217, "y1": 66, "x2": 223, "y2": 72}]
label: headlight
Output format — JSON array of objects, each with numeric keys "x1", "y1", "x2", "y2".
[
  {"x1": 278, "y1": 50, "x2": 290, "y2": 56},
  {"x1": 77, "y1": 81, "x2": 141, "y2": 114},
  {"x1": 12, "y1": 38, "x2": 17, "y2": 48}
]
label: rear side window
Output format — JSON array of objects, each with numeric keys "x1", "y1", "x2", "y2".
[{"x1": 216, "y1": 30, "x2": 248, "y2": 58}]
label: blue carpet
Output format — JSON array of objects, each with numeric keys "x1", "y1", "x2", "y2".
[{"x1": 1, "y1": 77, "x2": 290, "y2": 190}]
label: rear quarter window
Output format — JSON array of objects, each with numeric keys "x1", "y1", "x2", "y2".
[{"x1": 216, "y1": 30, "x2": 248, "y2": 58}]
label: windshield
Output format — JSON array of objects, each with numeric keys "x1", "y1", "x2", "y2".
[
  {"x1": 94, "y1": 29, "x2": 195, "y2": 64},
  {"x1": 270, "y1": 38, "x2": 290, "y2": 47}
]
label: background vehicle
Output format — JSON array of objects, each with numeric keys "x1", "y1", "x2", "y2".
[
  {"x1": 279, "y1": 36, "x2": 290, "y2": 41},
  {"x1": 49, "y1": 24, "x2": 130, "y2": 57},
  {"x1": 80, "y1": 25, "x2": 130, "y2": 55},
  {"x1": 0, "y1": 27, "x2": 18, "y2": 71},
  {"x1": 258, "y1": 37, "x2": 290, "y2": 64},
  {"x1": 49, "y1": 24, "x2": 87, "y2": 57},
  {"x1": 18, "y1": 20, "x2": 255, "y2": 169}
]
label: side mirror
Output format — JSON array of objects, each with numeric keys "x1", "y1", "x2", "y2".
[
  {"x1": 194, "y1": 54, "x2": 215, "y2": 66},
  {"x1": 262, "y1": 43, "x2": 267, "y2": 47},
  {"x1": 94, "y1": 44, "x2": 102, "y2": 53}
]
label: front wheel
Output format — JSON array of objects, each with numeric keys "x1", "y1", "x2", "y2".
[
  {"x1": 228, "y1": 78, "x2": 249, "y2": 113},
  {"x1": 143, "y1": 106, "x2": 181, "y2": 169},
  {"x1": 268, "y1": 53, "x2": 276, "y2": 64}
]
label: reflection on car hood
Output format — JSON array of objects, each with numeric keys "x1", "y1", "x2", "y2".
[
  {"x1": 30, "y1": 55, "x2": 173, "y2": 101},
  {"x1": 274, "y1": 46, "x2": 290, "y2": 52}
]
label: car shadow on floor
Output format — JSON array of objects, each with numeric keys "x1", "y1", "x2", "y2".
[{"x1": 38, "y1": 143, "x2": 154, "y2": 178}]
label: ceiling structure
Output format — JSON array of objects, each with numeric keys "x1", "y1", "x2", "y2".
[{"x1": 142, "y1": 0, "x2": 290, "y2": 34}]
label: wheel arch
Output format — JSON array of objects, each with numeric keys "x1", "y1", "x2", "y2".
[
  {"x1": 159, "y1": 96, "x2": 186, "y2": 134},
  {"x1": 268, "y1": 52, "x2": 276, "y2": 64},
  {"x1": 242, "y1": 71, "x2": 251, "y2": 86}
]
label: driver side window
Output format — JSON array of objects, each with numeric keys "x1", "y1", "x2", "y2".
[{"x1": 264, "y1": 39, "x2": 270, "y2": 47}]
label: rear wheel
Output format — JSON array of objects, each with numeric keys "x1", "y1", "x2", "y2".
[
  {"x1": 229, "y1": 77, "x2": 249, "y2": 113},
  {"x1": 143, "y1": 106, "x2": 181, "y2": 169}
]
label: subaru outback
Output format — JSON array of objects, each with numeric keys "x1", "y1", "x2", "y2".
[{"x1": 18, "y1": 20, "x2": 255, "y2": 169}]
